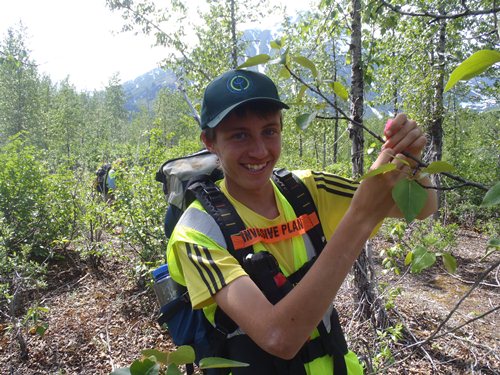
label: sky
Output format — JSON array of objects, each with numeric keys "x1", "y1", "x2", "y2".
[
  {"x1": 0, "y1": 0, "x2": 168, "y2": 91},
  {"x1": 0, "y1": 0, "x2": 309, "y2": 92}
]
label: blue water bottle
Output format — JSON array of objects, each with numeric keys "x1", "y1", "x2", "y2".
[{"x1": 152, "y1": 264, "x2": 182, "y2": 307}]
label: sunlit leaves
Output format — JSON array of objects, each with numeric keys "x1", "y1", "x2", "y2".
[
  {"x1": 358, "y1": 164, "x2": 397, "y2": 180},
  {"x1": 270, "y1": 38, "x2": 284, "y2": 49},
  {"x1": 199, "y1": 357, "x2": 249, "y2": 369},
  {"x1": 236, "y1": 54, "x2": 271, "y2": 69},
  {"x1": 295, "y1": 112, "x2": 318, "y2": 130},
  {"x1": 480, "y1": 181, "x2": 500, "y2": 207},
  {"x1": 444, "y1": 50, "x2": 500, "y2": 92},
  {"x1": 110, "y1": 357, "x2": 160, "y2": 375},
  {"x1": 410, "y1": 246, "x2": 436, "y2": 273},
  {"x1": 110, "y1": 346, "x2": 248, "y2": 375},
  {"x1": 441, "y1": 253, "x2": 457, "y2": 273},
  {"x1": 392, "y1": 179, "x2": 428, "y2": 223},
  {"x1": 420, "y1": 161, "x2": 455, "y2": 175},
  {"x1": 328, "y1": 81, "x2": 349, "y2": 101},
  {"x1": 278, "y1": 67, "x2": 291, "y2": 79},
  {"x1": 292, "y1": 55, "x2": 318, "y2": 78}
]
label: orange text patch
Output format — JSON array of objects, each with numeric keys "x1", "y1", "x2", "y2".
[{"x1": 230, "y1": 213, "x2": 319, "y2": 250}]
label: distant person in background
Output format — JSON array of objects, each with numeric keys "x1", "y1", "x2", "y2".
[{"x1": 95, "y1": 161, "x2": 118, "y2": 202}]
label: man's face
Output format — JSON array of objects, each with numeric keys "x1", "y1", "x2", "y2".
[{"x1": 202, "y1": 109, "x2": 282, "y2": 197}]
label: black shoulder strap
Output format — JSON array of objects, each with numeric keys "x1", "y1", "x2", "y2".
[
  {"x1": 272, "y1": 168, "x2": 326, "y2": 255},
  {"x1": 187, "y1": 176, "x2": 253, "y2": 264}
]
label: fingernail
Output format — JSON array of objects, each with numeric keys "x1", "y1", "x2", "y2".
[{"x1": 384, "y1": 119, "x2": 393, "y2": 132}]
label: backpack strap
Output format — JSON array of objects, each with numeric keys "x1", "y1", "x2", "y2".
[
  {"x1": 187, "y1": 175, "x2": 253, "y2": 262},
  {"x1": 272, "y1": 168, "x2": 327, "y2": 253}
]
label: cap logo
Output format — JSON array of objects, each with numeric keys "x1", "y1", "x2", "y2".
[{"x1": 227, "y1": 74, "x2": 251, "y2": 93}]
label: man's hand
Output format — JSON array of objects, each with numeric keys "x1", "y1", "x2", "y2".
[{"x1": 382, "y1": 113, "x2": 427, "y2": 160}]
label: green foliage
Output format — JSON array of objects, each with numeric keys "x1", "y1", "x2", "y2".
[
  {"x1": 373, "y1": 323, "x2": 404, "y2": 370},
  {"x1": 111, "y1": 345, "x2": 248, "y2": 375},
  {"x1": 445, "y1": 50, "x2": 500, "y2": 92},
  {"x1": 0, "y1": 137, "x2": 78, "y2": 258},
  {"x1": 481, "y1": 181, "x2": 500, "y2": 208},
  {"x1": 391, "y1": 179, "x2": 428, "y2": 223},
  {"x1": 407, "y1": 222, "x2": 459, "y2": 274}
]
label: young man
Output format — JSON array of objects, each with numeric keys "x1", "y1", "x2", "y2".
[{"x1": 166, "y1": 69, "x2": 437, "y2": 374}]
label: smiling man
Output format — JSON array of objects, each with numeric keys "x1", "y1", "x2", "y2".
[{"x1": 166, "y1": 69, "x2": 437, "y2": 374}]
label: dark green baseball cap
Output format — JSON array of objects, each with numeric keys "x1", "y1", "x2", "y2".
[{"x1": 200, "y1": 69, "x2": 289, "y2": 129}]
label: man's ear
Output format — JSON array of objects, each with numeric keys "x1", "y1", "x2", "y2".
[{"x1": 200, "y1": 131, "x2": 215, "y2": 153}]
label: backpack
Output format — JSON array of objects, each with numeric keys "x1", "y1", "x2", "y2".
[
  {"x1": 154, "y1": 151, "x2": 349, "y2": 375},
  {"x1": 156, "y1": 149, "x2": 222, "y2": 238},
  {"x1": 95, "y1": 163, "x2": 112, "y2": 193}
]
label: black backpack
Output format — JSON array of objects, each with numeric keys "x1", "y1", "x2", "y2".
[
  {"x1": 155, "y1": 151, "x2": 349, "y2": 375},
  {"x1": 95, "y1": 163, "x2": 112, "y2": 193}
]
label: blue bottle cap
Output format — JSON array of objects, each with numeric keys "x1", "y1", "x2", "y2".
[{"x1": 152, "y1": 264, "x2": 169, "y2": 280}]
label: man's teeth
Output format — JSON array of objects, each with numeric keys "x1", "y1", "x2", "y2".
[{"x1": 246, "y1": 163, "x2": 266, "y2": 171}]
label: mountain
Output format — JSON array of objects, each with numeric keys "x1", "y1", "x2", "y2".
[
  {"x1": 121, "y1": 29, "x2": 276, "y2": 112},
  {"x1": 122, "y1": 68, "x2": 177, "y2": 112}
]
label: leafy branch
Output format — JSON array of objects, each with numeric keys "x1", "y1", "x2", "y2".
[{"x1": 379, "y1": 0, "x2": 500, "y2": 21}]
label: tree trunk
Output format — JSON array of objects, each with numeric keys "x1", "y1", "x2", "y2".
[
  {"x1": 428, "y1": 16, "x2": 447, "y2": 221},
  {"x1": 349, "y1": 0, "x2": 364, "y2": 178},
  {"x1": 230, "y1": 0, "x2": 238, "y2": 69},
  {"x1": 332, "y1": 45, "x2": 339, "y2": 164},
  {"x1": 349, "y1": 0, "x2": 388, "y2": 328}
]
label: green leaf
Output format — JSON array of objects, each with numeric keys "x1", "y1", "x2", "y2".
[
  {"x1": 295, "y1": 112, "x2": 317, "y2": 130},
  {"x1": 297, "y1": 84, "x2": 307, "y2": 102},
  {"x1": 392, "y1": 179, "x2": 428, "y2": 223},
  {"x1": 329, "y1": 81, "x2": 349, "y2": 101},
  {"x1": 278, "y1": 67, "x2": 291, "y2": 79},
  {"x1": 421, "y1": 161, "x2": 455, "y2": 174},
  {"x1": 35, "y1": 323, "x2": 48, "y2": 336},
  {"x1": 141, "y1": 349, "x2": 169, "y2": 365},
  {"x1": 168, "y1": 346, "x2": 195, "y2": 365},
  {"x1": 481, "y1": 181, "x2": 500, "y2": 207},
  {"x1": 293, "y1": 55, "x2": 318, "y2": 78},
  {"x1": 487, "y1": 237, "x2": 500, "y2": 250},
  {"x1": 274, "y1": 47, "x2": 290, "y2": 66},
  {"x1": 367, "y1": 142, "x2": 377, "y2": 155},
  {"x1": 199, "y1": 357, "x2": 249, "y2": 369},
  {"x1": 444, "y1": 50, "x2": 500, "y2": 92},
  {"x1": 411, "y1": 246, "x2": 436, "y2": 273},
  {"x1": 270, "y1": 39, "x2": 283, "y2": 49},
  {"x1": 404, "y1": 251, "x2": 412, "y2": 266},
  {"x1": 129, "y1": 358, "x2": 160, "y2": 375},
  {"x1": 237, "y1": 54, "x2": 271, "y2": 69},
  {"x1": 358, "y1": 164, "x2": 396, "y2": 180},
  {"x1": 442, "y1": 253, "x2": 457, "y2": 273},
  {"x1": 166, "y1": 364, "x2": 183, "y2": 375}
]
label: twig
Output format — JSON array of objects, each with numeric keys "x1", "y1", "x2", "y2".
[
  {"x1": 430, "y1": 305, "x2": 500, "y2": 341},
  {"x1": 379, "y1": 0, "x2": 500, "y2": 20},
  {"x1": 285, "y1": 65, "x2": 491, "y2": 192},
  {"x1": 405, "y1": 259, "x2": 500, "y2": 348}
]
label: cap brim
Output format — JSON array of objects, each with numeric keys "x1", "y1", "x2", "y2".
[{"x1": 206, "y1": 98, "x2": 289, "y2": 129}]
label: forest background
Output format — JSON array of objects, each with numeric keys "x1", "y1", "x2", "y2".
[{"x1": 0, "y1": 0, "x2": 499, "y2": 374}]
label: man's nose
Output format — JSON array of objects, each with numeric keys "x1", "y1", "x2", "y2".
[{"x1": 248, "y1": 137, "x2": 268, "y2": 158}]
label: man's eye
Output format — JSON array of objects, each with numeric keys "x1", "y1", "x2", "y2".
[
  {"x1": 232, "y1": 132, "x2": 247, "y2": 140},
  {"x1": 264, "y1": 128, "x2": 279, "y2": 136}
]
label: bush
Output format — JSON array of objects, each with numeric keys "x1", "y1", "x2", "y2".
[{"x1": 0, "y1": 137, "x2": 79, "y2": 259}]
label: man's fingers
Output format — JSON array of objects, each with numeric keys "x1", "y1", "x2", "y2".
[{"x1": 371, "y1": 148, "x2": 395, "y2": 170}]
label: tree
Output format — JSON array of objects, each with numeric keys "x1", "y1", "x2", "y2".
[{"x1": 0, "y1": 25, "x2": 42, "y2": 147}]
